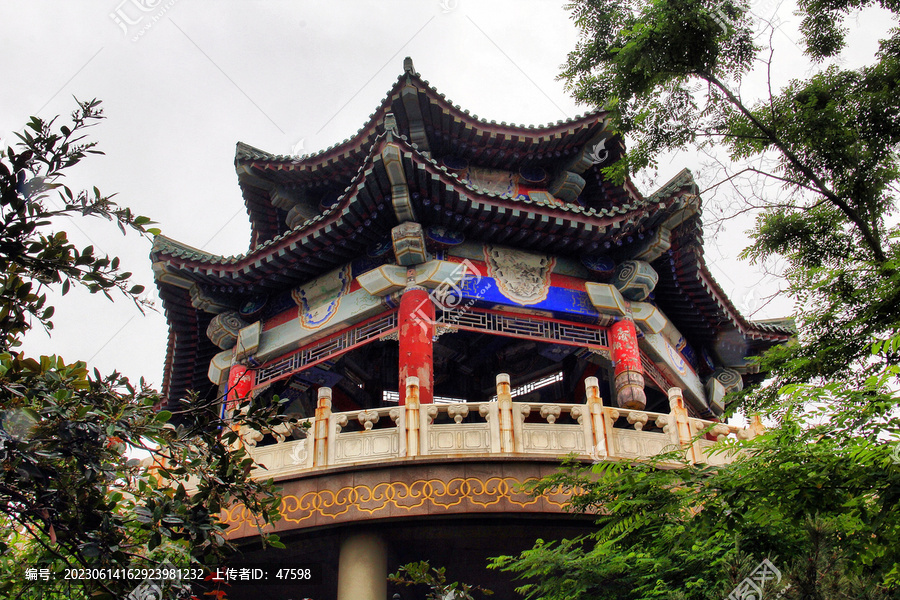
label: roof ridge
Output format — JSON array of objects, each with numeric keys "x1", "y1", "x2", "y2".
[
  {"x1": 648, "y1": 168, "x2": 698, "y2": 202},
  {"x1": 234, "y1": 58, "x2": 606, "y2": 168},
  {"x1": 235, "y1": 141, "x2": 277, "y2": 160}
]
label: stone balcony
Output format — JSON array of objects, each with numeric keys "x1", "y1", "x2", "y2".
[{"x1": 237, "y1": 374, "x2": 758, "y2": 483}]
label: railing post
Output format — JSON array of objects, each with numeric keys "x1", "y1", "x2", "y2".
[
  {"x1": 668, "y1": 387, "x2": 699, "y2": 463},
  {"x1": 314, "y1": 387, "x2": 332, "y2": 467},
  {"x1": 749, "y1": 414, "x2": 765, "y2": 438},
  {"x1": 405, "y1": 376, "x2": 420, "y2": 458},
  {"x1": 585, "y1": 376, "x2": 608, "y2": 460},
  {"x1": 496, "y1": 373, "x2": 514, "y2": 453}
]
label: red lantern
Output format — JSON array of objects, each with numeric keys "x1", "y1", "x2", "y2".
[{"x1": 227, "y1": 365, "x2": 253, "y2": 410}]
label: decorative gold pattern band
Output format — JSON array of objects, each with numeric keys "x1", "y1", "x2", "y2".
[{"x1": 223, "y1": 476, "x2": 570, "y2": 533}]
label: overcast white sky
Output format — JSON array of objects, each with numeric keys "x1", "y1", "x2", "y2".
[{"x1": 0, "y1": 1, "x2": 894, "y2": 388}]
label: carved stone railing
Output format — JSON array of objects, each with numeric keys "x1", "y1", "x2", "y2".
[{"x1": 236, "y1": 376, "x2": 760, "y2": 481}]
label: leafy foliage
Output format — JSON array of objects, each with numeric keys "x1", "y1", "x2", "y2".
[
  {"x1": 561, "y1": 0, "x2": 900, "y2": 407},
  {"x1": 0, "y1": 102, "x2": 292, "y2": 599},
  {"x1": 492, "y1": 384, "x2": 900, "y2": 599},
  {"x1": 490, "y1": 2, "x2": 900, "y2": 598},
  {"x1": 390, "y1": 560, "x2": 493, "y2": 599}
]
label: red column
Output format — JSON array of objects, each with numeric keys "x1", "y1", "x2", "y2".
[
  {"x1": 398, "y1": 287, "x2": 434, "y2": 405},
  {"x1": 611, "y1": 318, "x2": 646, "y2": 409}
]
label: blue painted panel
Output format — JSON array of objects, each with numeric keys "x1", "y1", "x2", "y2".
[{"x1": 456, "y1": 275, "x2": 603, "y2": 324}]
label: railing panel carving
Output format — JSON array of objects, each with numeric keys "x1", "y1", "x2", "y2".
[{"x1": 238, "y1": 381, "x2": 758, "y2": 481}]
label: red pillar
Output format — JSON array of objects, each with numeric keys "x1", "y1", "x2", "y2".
[
  {"x1": 611, "y1": 318, "x2": 646, "y2": 409},
  {"x1": 398, "y1": 287, "x2": 434, "y2": 405}
]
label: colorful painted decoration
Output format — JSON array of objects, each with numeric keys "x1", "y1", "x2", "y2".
[
  {"x1": 611, "y1": 259, "x2": 659, "y2": 301},
  {"x1": 680, "y1": 341, "x2": 699, "y2": 371},
  {"x1": 610, "y1": 318, "x2": 646, "y2": 409},
  {"x1": 239, "y1": 294, "x2": 268, "y2": 320},
  {"x1": 664, "y1": 337, "x2": 690, "y2": 378},
  {"x1": 705, "y1": 367, "x2": 744, "y2": 412},
  {"x1": 441, "y1": 156, "x2": 468, "y2": 171},
  {"x1": 518, "y1": 166, "x2": 548, "y2": 184},
  {"x1": 391, "y1": 221, "x2": 428, "y2": 266},
  {"x1": 292, "y1": 266, "x2": 352, "y2": 330},
  {"x1": 463, "y1": 166, "x2": 519, "y2": 196},
  {"x1": 548, "y1": 171, "x2": 586, "y2": 202},
  {"x1": 580, "y1": 254, "x2": 617, "y2": 278},
  {"x1": 318, "y1": 194, "x2": 340, "y2": 212},
  {"x1": 426, "y1": 226, "x2": 465, "y2": 248},
  {"x1": 227, "y1": 365, "x2": 253, "y2": 410},
  {"x1": 484, "y1": 245, "x2": 555, "y2": 306},
  {"x1": 206, "y1": 311, "x2": 248, "y2": 350},
  {"x1": 701, "y1": 347, "x2": 716, "y2": 373},
  {"x1": 367, "y1": 237, "x2": 394, "y2": 257}
]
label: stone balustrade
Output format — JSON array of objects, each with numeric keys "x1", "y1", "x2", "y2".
[{"x1": 234, "y1": 375, "x2": 758, "y2": 482}]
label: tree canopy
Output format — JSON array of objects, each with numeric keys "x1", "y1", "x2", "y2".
[
  {"x1": 0, "y1": 101, "x2": 290, "y2": 599},
  {"x1": 492, "y1": 1, "x2": 900, "y2": 598},
  {"x1": 561, "y1": 0, "x2": 900, "y2": 400}
]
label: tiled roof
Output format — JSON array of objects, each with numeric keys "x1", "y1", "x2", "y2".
[
  {"x1": 153, "y1": 132, "x2": 680, "y2": 294},
  {"x1": 647, "y1": 171, "x2": 794, "y2": 346},
  {"x1": 234, "y1": 60, "x2": 613, "y2": 246}
]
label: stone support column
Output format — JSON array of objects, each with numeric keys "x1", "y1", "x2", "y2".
[
  {"x1": 668, "y1": 387, "x2": 700, "y2": 463},
  {"x1": 336, "y1": 531, "x2": 388, "y2": 600},
  {"x1": 585, "y1": 376, "x2": 608, "y2": 459},
  {"x1": 398, "y1": 285, "x2": 434, "y2": 406},
  {"x1": 405, "y1": 376, "x2": 421, "y2": 458},
  {"x1": 313, "y1": 387, "x2": 332, "y2": 467},
  {"x1": 610, "y1": 318, "x2": 647, "y2": 410},
  {"x1": 496, "y1": 373, "x2": 515, "y2": 453}
]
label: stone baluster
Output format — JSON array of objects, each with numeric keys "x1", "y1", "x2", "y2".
[
  {"x1": 358, "y1": 410, "x2": 380, "y2": 431},
  {"x1": 540, "y1": 404, "x2": 562, "y2": 424},
  {"x1": 313, "y1": 387, "x2": 332, "y2": 467},
  {"x1": 626, "y1": 411, "x2": 649, "y2": 431},
  {"x1": 421, "y1": 405, "x2": 438, "y2": 455},
  {"x1": 479, "y1": 402, "x2": 502, "y2": 453},
  {"x1": 496, "y1": 373, "x2": 515, "y2": 453},
  {"x1": 513, "y1": 404, "x2": 530, "y2": 453},
  {"x1": 447, "y1": 403, "x2": 469, "y2": 424},
  {"x1": 405, "y1": 376, "x2": 421, "y2": 457}
]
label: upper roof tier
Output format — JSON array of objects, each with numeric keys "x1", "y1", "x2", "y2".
[{"x1": 234, "y1": 57, "x2": 633, "y2": 248}]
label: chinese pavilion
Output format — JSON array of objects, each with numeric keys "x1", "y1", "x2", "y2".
[{"x1": 151, "y1": 58, "x2": 792, "y2": 599}]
